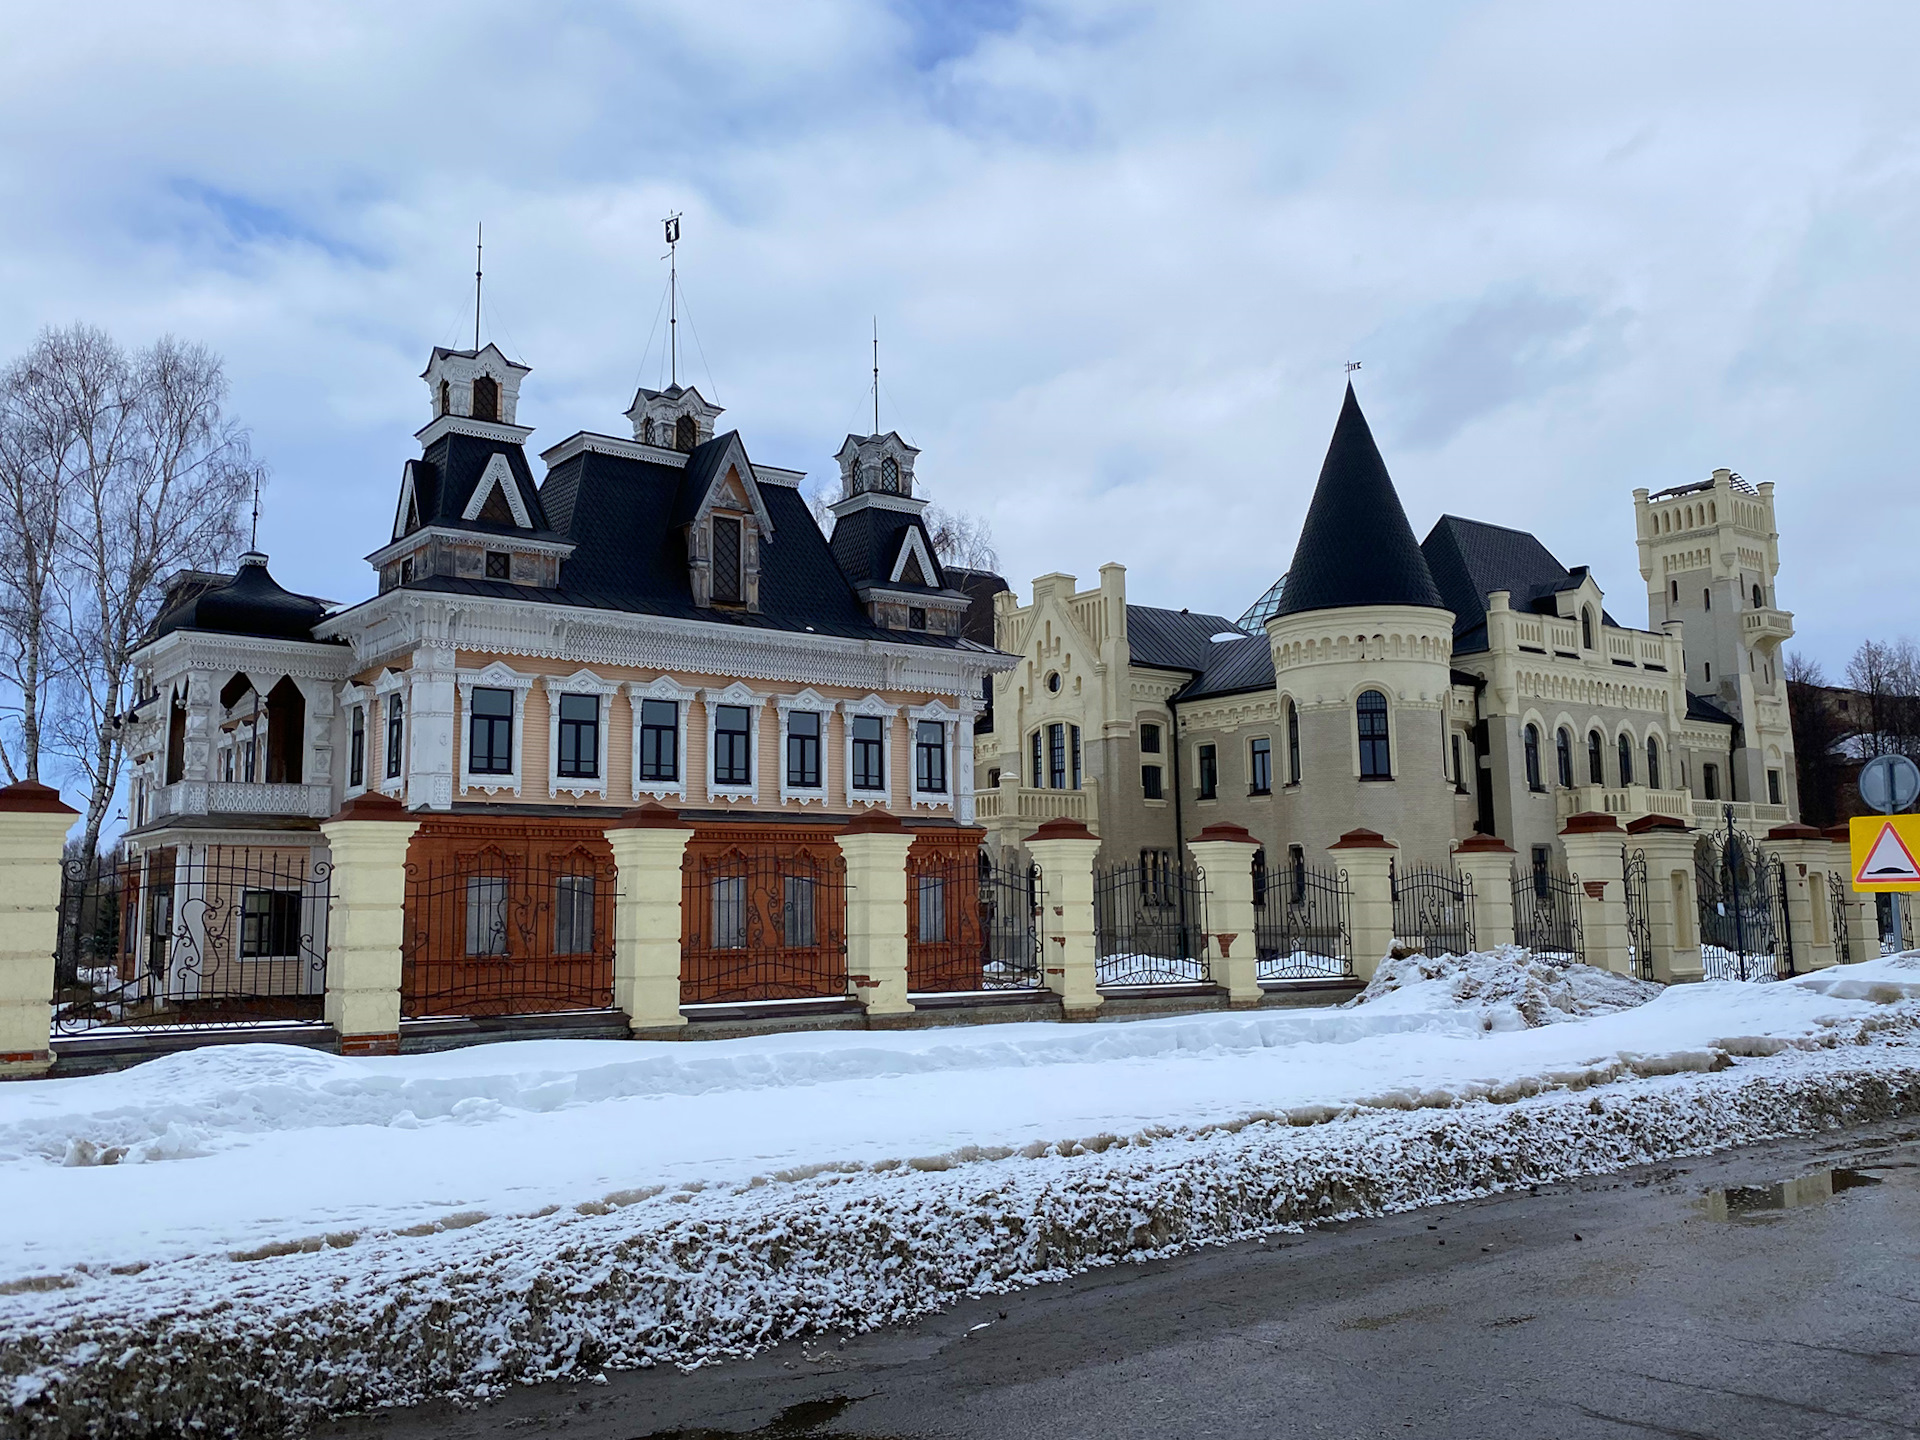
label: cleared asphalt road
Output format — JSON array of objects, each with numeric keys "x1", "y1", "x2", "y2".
[{"x1": 321, "y1": 1116, "x2": 1920, "y2": 1440}]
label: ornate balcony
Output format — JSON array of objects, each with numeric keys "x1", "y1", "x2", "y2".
[
  {"x1": 1741, "y1": 607, "x2": 1794, "y2": 649},
  {"x1": 1689, "y1": 798, "x2": 1791, "y2": 830},
  {"x1": 1554, "y1": 784, "x2": 1692, "y2": 825},
  {"x1": 973, "y1": 785, "x2": 1095, "y2": 828},
  {"x1": 149, "y1": 780, "x2": 335, "y2": 822}
]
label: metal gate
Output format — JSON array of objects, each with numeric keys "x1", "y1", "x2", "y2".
[
  {"x1": 1391, "y1": 863, "x2": 1476, "y2": 957},
  {"x1": 1695, "y1": 830, "x2": 1792, "y2": 981},
  {"x1": 907, "y1": 848, "x2": 1042, "y2": 993},
  {"x1": 1253, "y1": 850, "x2": 1352, "y2": 979},
  {"x1": 1094, "y1": 854, "x2": 1210, "y2": 985},
  {"x1": 53, "y1": 848, "x2": 332, "y2": 1036},
  {"x1": 403, "y1": 849, "x2": 618, "y2": 1017},
  {"x1": 681, "y1": 846, "x2": 849, "y2": 1004},
  {"x1": 1512, "y1": 864, "x2": 1584, "y2": 962},
  {"x1": 1623, "y1": 847, "x2": 1653, "y2": 981},
  {"x1": 1829, "y1": 870, "x2": 1852, "y2": 963}
]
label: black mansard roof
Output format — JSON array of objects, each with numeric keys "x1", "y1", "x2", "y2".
[
  {"x1": 148, "y1": 555, "x2": 335, "y2": 643},
  {"x1": 1422, "y1": 515, "x2": 1618, "y2": 655},
  {"x1": 1274, "y1": 385, "x2": 1445, "y2": 619},
  {"x1": 828, "y1": 505, "x2": 951, "y2": 595},
  {"x1": 398, "y1": 429, "x2": 557, "y2": 542}
]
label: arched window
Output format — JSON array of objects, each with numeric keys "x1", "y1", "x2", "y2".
[
  {"x1": 1646, "y1": 736, "x2": 1661, "y2": 790},
  {"x1": 1587, "y1": 730, "x2": 1604, "y2": 785},
  {"x1": 1581, "y1": 608, "x2": 1594, "y2": 650},
  {"x1": 881, "y1": 456, "x2": 901, "y2": 492},
  {"x1": 1356, "y1": 690, "x2": 1390, "y2": 778},
  {"x1": 1523, "y1": 724, "x2": 1542, "y2": 790},
  {"x1": 1556, "y1": 727, "x2": 1573, "y2": 788},
  {"x1": 642, "y1": 416, "x2": 655, "y2": 445},
  {"x1": 1617, "y1": 733, "x2": 1634, "y2": 786},
  {"x1": 471, "y1": 374, "x2": 500, "y2": 422},
  {"x1": 1286, "y1": 699, "x2": 1300, "y2": 784},
  {"x1": 439, "y1": 379, "x2": 451, "y2": 416},
  {"x1": 1751, "y1": 583, "x2": 1764, "y2": 609},
  {"x1": 675, "y1": 413, "x2": 698, "y2": 452}
]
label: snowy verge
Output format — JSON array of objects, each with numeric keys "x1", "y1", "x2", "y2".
[
  {"x1": 1348, "y1": 945, "x2": 1662, "y2": 1029},
  {"x1": 4, "y1": 1025, "x2": 1919, "y2": 1439}
]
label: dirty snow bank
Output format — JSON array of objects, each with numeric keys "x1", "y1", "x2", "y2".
[{"x1": 1350, "y1": 945, "x2": 1663, "y2": 1029}]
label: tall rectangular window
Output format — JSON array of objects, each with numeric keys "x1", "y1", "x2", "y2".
[
  {"x1": 1250, "y1": 737, "x2": 1272, "y2": 795},
  {"x1": 783, "y1": 875, "x2": 816, "y2": 947},
  {"x1": 1452, "y1": 732, "x2": 1465, "y2": 788},
  {"x1": 1071, "y1": 725, "x2": 1082, "y2": 789},
  {"x1": 1048, "y1": 723, "x2": 1066, "y2": 790},
  {"x1": 852, "y1": 715, "x2": 885, "y2": 790},
  {"x1": 385, "y1": 693, "x2": 404, "y2": 779},
  {"x1": 714, "y1": 704, "x2": 752, "y2": 786},
  {"x1": 468, "y1": 688, "x2": 513, "y2": 775},
  {"x1": 1139, "y1": 722, "x2": 1161, "y2": 754},
  {"x1": 915, "y1": 719, "x2": 947, "y2": 793},
  {"x1": 557, "y1": 694, "x2": 600, "y2": 778},
  {"x1": 916, "y1": 873, "x2": 947, "y2": 943},
  {"x1": 349, "y1": 705, "x2": 366, "y2": 788},
  {"x1": 1198, "y1": 743, "x2": 1218, "y2": 799},
  {"x1": 240, "y1": 890, "x2": 301, "y2": 958},
  {"x1": 1703, "y1": 763, "x2": 1720, "y2": 800},
  {"x1": 1768, "y1": 769, "x2": 1782, "y2": 806},
  {"x1": 787, "y1": 711, "x2": 822, "y2": 788},
  {"x1": 1356, "y1": 691, "x2": 1391, "y2": 779},
  {"x1": 465, "y1": 875, "x2": 508, "y2": 956},
  {"x1": 1142, "y1": 764, "x2": 1163, "y2": 799},
  {"x1": 711, "y1": 516, "x2": 742, "y2": 603},
  {"x1": 554, "y1": 875, "x2": 595, "y2": 955},
  {"x1": 640, "y1": 699, "x2": 678, "y2": 782},
  {"x1": 1030, "y1": 731, "x2": 1043, "y2": 788},
  {"x1": 711, "y1": 876, "x2": 746, "y2": 948}
]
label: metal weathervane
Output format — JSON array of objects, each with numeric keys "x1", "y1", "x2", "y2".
[{"x1": 663, "y1": 213, "x2": 682, "y2": 386}]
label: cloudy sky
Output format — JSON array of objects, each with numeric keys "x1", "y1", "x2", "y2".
[{"x1": 2, "y1": 1, "x2": 1914, "y2": 679}]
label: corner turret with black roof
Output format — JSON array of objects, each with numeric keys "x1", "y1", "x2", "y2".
[{"x1": 825, "y1": 430, "x2": 972, "y2": 638}]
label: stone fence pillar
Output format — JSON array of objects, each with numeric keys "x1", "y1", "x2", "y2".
[
  {"x1": 321, "y1": 793, "x2": 420, "y2": 1055},
  {"x1": 1027, "y1": 817, "x2": 1102, "y2": 1017},
  {"x1": 1826, "y1": 826, "x2": 1880, "y2": 962},
  {"x1": 0, "y1": 782, "x2": 77, "y2": 1078},
  {"x1": 1627, "y1": 816, "x2": 1704, "y2": 984},
  {"x1": 838, "y1": 810, "x2": 914, "y2": 1019},
  {"x1": 1451, "y1": 833, "x2": 1516, "y2": 950},
  {"x1": 1188, "y1": 823, "x2": 1261, "y2": 1006},
  {"x1": 1768, "y1": 824, "x2": 1836, "y2": 972},
  {"x1": 1329, "y1": 828, "x2": 1396, "y2": 982},
  {"x1": 1560, "y1": 812, "x2": 1631, "y2": 977},
  {"x1": 608, "y1": 803, "x2": 693, "y2": 1033}
]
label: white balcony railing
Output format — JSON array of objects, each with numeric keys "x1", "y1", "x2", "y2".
[
  {"x1": 1555, "y1": 784, "x2": 1693, "y2": 824},
  {"x1": 149, "y1": 780, "x2": 335, "y2": 822},
  {"x1": 974, "y1": 785, "x2": 1095, "y2": 827}
]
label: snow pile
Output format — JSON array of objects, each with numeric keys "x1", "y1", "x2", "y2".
[
  {"x1": 1348, "y1": 945, "x2": 1663, "y2": 1030},
  {"x1": 1791, "y1": 951, "x2": 1920, "y2": 1004}
]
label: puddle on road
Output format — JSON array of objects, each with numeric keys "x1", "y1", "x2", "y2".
[
  {"x1": 1698, "y1": 1168, "x2": 1883, "y2": 1221},
  {"x1": 636, "y1": 1394, "x2": 916, "y2": 1440}
]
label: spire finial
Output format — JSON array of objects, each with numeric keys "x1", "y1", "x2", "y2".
[
  {"x1": 474, "y1": 222, "x2": 483, "y2": 352},
  {"x1": 663, "y1": 212, "x2": 682, "y2": 387},
  {"x1": 872, "y1": 317, "x2": 880, "y2": 436},
  {"x1": 249, "y1": 470, "x2": 260, "y2": 551}
]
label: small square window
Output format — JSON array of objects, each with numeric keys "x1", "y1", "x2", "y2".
[
  {"x1": 486, "y1": 551, "x2": 511, "y2": 580},
  {"x1": 908, "y1": 606, "x2": 927, "y2": 630}
]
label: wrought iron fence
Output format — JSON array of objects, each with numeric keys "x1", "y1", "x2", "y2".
[
  {"x1": 53, "y1": 848, "x2": 331, "y2": 1036},
  {"x1": 1695, "y1": 831, "x2": 1792, "y2": 981},
  {"x1": 403, "y1": 849, "x2": 618, "y2": 1017},
  {"x1": 1391, "y1": 863, "x2": 1476, "y2": 958},
  {"x1": 1828, "y1": 870, "x2": 1852, "y2": 962},
  {"x1": 1623, "y1": 847, "x2": 1654, "y2": 981},
  {"x1": 1512, "y1": 864, "x2": 1584, "y2": 963},
  {"x1": 682, "y1": 846, "x2": 849, "y2": 1004},
  {"x1": 1253, "y1": 850, "x2": 1352, "y2": 979},
  {"x1": 907, "y1": 848, "x2": 1042, "y2": 993},
  {"x1": 1094, "y1": 855, "x2": 1210, "y2": 986}
]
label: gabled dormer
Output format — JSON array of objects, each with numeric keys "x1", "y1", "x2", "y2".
[
  {"x1": 626, "y1": 384, "x2": 724, "y2": 454},
  {"x1": 826, "y1": 431, "x2": 971, "y2": 637},
  {"x1": 368, "y1": 348, "x2": 574, "y2": 593},
  {"x1": 674, "y1": 431, "x2": 773, "y2": 611}
]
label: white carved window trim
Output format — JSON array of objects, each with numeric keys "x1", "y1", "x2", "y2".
[
  {"x1": 907, "y1": 699, "x2": 959, "y2": 811},
  {"x1": 626, "y1": 676, "x2": 695, "y2": 804},
  {"x1": 702, "y1": 681, "x2": 764, "y2": 804},
  {"x1": 455, "y1": 661, "x2": 535, "y2": 796},
  {"x1": 842, "y1": 694, "x2": 899, "y2": 808},
  {"x1": 341, "y1": 682, "x2": 373, "y2": 799},
  {"x1": 460, "y1": 452, "x2": 532, "y2": 528},
  {"x1": 543, "y1": 669, "x2": 619, "y2": 799},
  {"x1": 776, "y1": 688, "x2": 833, "y2": 806},
  {"x1": 371, "y1": 668, "x2": 408, "y2": 795}
]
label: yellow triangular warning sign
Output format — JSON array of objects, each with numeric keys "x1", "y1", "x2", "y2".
[{"x1": 1857, "y1": 822, "x2": 1920, "y2": 885}]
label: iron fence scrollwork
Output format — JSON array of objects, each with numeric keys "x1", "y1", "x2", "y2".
[
  {"x1": 1253, "y1": 848, "x2": 1352, "y2": 979},
  {"x1": 1694, "y1": 817, "x2": 1791, "y2": 981},
  {"x1": 907, "y1": 848, "x2": 1043, "y2": 993},
  {"x1": 1390, "y1": 863, "x2": 1476, "y2": 958},
  {"x1": 1512, "y1": 863, "x2": 1584, "y2": 963},
  {"x1": 681, "y1": 846, "x2": 849, "y2": 1005},
  {"x1": 1094, "y1": 854, "x2": 1210, "y2": 986},
  {"x1": 1623, "y1": 847, "x2": 1653, "y2": 981}
]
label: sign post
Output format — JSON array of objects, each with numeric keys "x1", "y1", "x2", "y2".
[{"x1": 1851, "y1": 754, "x2": 1920, "y2": 952}]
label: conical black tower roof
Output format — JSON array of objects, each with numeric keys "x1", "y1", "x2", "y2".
[{"x1": 1273, "y1": 384, "x2": 1444, "y2": 618}]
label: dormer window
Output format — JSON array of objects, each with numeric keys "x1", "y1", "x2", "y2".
[
  {"x1": 676, "y1": 413, "x2": 697, "y2": 452},
  {"x1": 486, "y1": 551, "x2": 511, "y2": 580},
  {"x1": 881, "y1": 456, "x2": 900, "y2": 492},
  {"x1": 1581, "y1": 607, "x2": 1594, "y2": 649},
  {"x1": 472, "y1": 375, "x2": 500, "y2": 422},
  {"x1": 711, "y1": 516, "x2": 742, "y2": 603}
]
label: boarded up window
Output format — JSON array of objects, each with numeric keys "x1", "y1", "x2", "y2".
[
  {"x1": 711, "y1": 516, "x2": 742, "y2": 603},
  {"x1": 472, "y1": 375, "x2": 500, "y2": 421}
]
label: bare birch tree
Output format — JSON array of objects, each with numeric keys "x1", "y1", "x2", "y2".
[
  {"x1": 40, "y1": 329, "x2": 260, "y2": 855},
  {"x1": 924, "y1": 504, "x2": 1000, "y2": 573},
  {"x1": 0, "y1": 343, "x2": 74, "y2": 782}
]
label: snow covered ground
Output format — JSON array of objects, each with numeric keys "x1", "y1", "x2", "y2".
[{"x1": 4, "y1": 950, "x2": 1919, "y2": 1435}]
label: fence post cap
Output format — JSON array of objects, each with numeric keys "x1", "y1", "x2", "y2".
[
  {"x1": 1191, "y1": 822, "x2": 1258, "y2": 846},
  {"x1": 1822, "y1": 824, "x2": 1853, "y2": 844},
  {"x1": 1765, "y1": 822, "x2": 1824, "y2": 841},
  {"x1": 325, "y1": 792, "x2": 412, "y2": 822},
  {"x1": 0, "y1": 780, "x2": 77, "y2": 816},
  {"x1": 1455, "y1": 832, "x2": 1515, "y2": 855},
  {"x1": 842, "y1": 808, "x2": 908, "y2": 835},
  {"x1": 1560, "y1": 811, "x2": 1623, "y2": 835},
  {"x1": 1329, "y1": 827, "x2": 1396, "y2": 850},
  {"x1": 1625, "y1": 814, "x2": 1691, "y2": 835},
  {"x1": 1029, "y1": 816, "x2": 1096, "y2": 842},
  {"x1": 612, "y1": 801, "x2": 692, "y2": 830}
]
